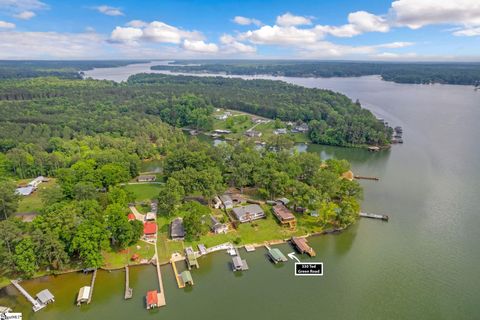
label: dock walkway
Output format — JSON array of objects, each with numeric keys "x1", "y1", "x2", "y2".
[
  {"x1": 153, "y1": 240, "x2": 166, "y2": 307},
  {"x1": 87, "y1": 269, "x2": 97, "y2": 304},
  {"x1": 360, "y1": 212, "x2": 389, "y2": 221},
  {"x1": 124, "y1": 266, "x2": 133, "y2": 299},
  {"x1": 11, "y1": 280, "x2": 45, "y2": 312}
]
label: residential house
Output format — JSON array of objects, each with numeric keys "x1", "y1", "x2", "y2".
[
  {"x1": 245, "y1": 130, "x2": 262, "y2": 138},
  {"x1": 232, "y1": 204, "x2": 265, "y2": 223},
  {"x1": 292, "y1": 123, "x2": 309, "y2": 133},
  {"x1": 145, "y1": 212, "x2": 156, "y2": 221},
  {"x1": 210, "y1": 215, "x2": 228, "y2": 234},
  {"x1": 273, "y1": 128, "x2": 288, "y2": 135},
  {"x1": 272, "y1": 204, "x2": 297, "y2": 229},
  {"x1": 137, "y1": 175, "x2": 156, "y2": 182},
  {"x1": 219, "y1": 194, "x2": 233, "y2": 210},
  {"x1": 170, "y1": 217, "x2": 185, "y2": 240},
  {"x1": 143, "y1": 222, "x2": 157, "y2": 239},
  {"x1": 15, "y1": 186, "x2": 35, "y2": 196}
]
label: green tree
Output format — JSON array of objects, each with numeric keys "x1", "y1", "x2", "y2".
[
  {"x1": 157, "y1": 177, "x2": 185, "y2": 214},
  {"x1": 105, "y1": 203, "x2": 135, "y2": 249},
  {"x1": 70, "y1": 220, "x2": 108, "y2": 268},
  {"x1": 14, "y1": 237, "x2": 38, "y2": 278},
  {"x1": 0, "y1": 180, "x2": 20, "y2": 220}
]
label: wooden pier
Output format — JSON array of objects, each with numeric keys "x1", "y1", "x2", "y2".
[
  {"x1": 153, "y1": 241, "x2": 166, "y2": 307},
  {"x1": 170, "y1": 260, "x2": 194, "y2": 288},
  {"x1": 124, "y1": 266, "x2": 133, "y2": 299},
  {"x1": 354, "y1": 175, "x2": 379, "y2": 181},
  {"x1": 10, "y1": 280, "x2": 45, "y2": 312},
  {"x1": 291, "y1": 237, "x2": 316, "y2": 257},
  {"x1": 87, "y1": 269, "x2": 97, "y2": 304},
  {"x1": 360, "y1": 212, "x2": 389, "y2": 221}
]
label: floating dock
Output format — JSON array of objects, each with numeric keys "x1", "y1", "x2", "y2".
[
  {"x1": 10, "y1": 280, "x2": 49, "y2": 312},
  {"x1": 267, "y1": 248, "x2": 288, "y2": 264},
  {"x1": 291, "y1": 237, "x2": 316, "y2": 257},
  {"x1": 354, "y1": 175, "x2": 379, "y2": 181},
  {"x1": 360, "y1": 212, "x2": 389, "y2": 221},
  {"x1": 232, "y1": 256, "x2": 249, "y2": 271},
  {"x1": 124, "y1": 266, "x2": 133, "y2": 299},
  {"x1": 185, "y1": 247, "x2": 199, "y2": 269},
  {"x1": 244, "y1": 245, "x2": 256, "y2": 252}
]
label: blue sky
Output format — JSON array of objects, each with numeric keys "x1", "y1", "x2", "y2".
[{"x1": 0, "y1": 0, "x2": 479, "y2": 60}]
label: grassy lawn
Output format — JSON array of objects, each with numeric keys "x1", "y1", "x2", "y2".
[
  {"x1": 102, "y1": 242, "x2": 155, "y2": 269},
  {"x1": 16, "y1": 178, "x2": 57, "y2": 213},
  {"x1": 124, "y1": 183, "x2": 162, "y2": 201}
]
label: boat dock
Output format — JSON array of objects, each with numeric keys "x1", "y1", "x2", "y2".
[
  {"x1": 185, "y1": 247, "x2": 199, "y2": 269},
  {"x1": 291, "y1": 237, "x2": 316, "y2": 257},
  {"x1": 10, "y1": 280, "x2": 46, "y2": 312},
  {"x1": 153, "y1": 241, "x2": 166, "y2": 307},
  {"x1": 244, "y1": 245, "x2": 256, "y2": 252},
  {"x1": 170, "y1": 259, "x2": 194, "y2": 288},
  {"x1": 267, "y1": 248, "x2": 288, "y2": 264},
  {"x1": 86, "y1": 269, "x2": 97, "y2": 304},
  {"x1": 124, "y1": 266, "x2": 133, "y2": 299},
  {"x1": 354, "y1": 175, "x2": 379, "y2": 181},
  {"x1": 360, "y1": 212, "x2": 389, "y2": 221}
]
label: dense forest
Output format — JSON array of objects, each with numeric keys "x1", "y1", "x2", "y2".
[
  {"x1": 0, "y1": 70, "x2": 365, "y2": 278},
  {"x1": 152, "y1": 61, "x2": 480, "y2": 86},
  {"x1": 0, "y1": 60, "x2": 144, "y2": 80},
  {"x1": 0, "y1": 74, "x2": 391, "y2": 148}
]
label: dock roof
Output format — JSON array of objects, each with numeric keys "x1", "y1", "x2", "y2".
[
  {"x1": 36, "y1": 289, "x2": 54, "y2": 304},
  {"x1": 180, "y1": 271, "x2": 193, "y2": 284},
  {"x1": 269, "y1": 248, "x2": 287, "y2": 262},
  {"x1": 146, "y1": 290, "x2": 158, "y2": 305},
  {"x1": 77, "y1": 286, "x2": 90, "y2": 302}
]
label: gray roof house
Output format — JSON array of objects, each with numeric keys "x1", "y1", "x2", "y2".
[
  {"x1": 210, "y1": 215, "x2": 228, "y2": 234},
  {"x1": 232, "y1": 204, "x2": 265, "y2": 223},
  {"x1": 219, "y1": 194, "x2": 233, "y2": 209},
  {"x1": 170, "y1": 217, "x2": 185, "y2": 240}
]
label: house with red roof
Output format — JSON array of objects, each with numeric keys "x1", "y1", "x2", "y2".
[
  {"x1": 127, "y1": 213, "x2": 135, "y2": 221},
  {"x1": 143, "y1": 221, "x2": 157, "y2": 239}
]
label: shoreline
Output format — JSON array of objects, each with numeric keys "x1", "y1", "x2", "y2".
[{"x1": 0, "y1": 224, "x2": 349, "y2": 290}]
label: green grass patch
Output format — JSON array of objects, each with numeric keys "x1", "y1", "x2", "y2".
[
  {"x1": 16, "y1": 178, "x2": 57, "y2": 213},
  {"x1": 124, "y1": 183, "x2": 162, "y2": 201},
  {"x1": 102, "y1": 242, "x2": 155, "y2": 269}
]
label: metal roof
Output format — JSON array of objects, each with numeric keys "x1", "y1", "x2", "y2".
[
  {"x1": 232, "y1": 204, "x2": 264, "y2": 220},
  {"x1": 15, "y1": 186, "x2": 34, "y2": 196},
  {"x1": 269, "y1": 248, "x2": 287, "y2": 262},
  {"x1": 36, "y1": 289, "x2": 54, "y2": 304},
  {"x1": 170, "y1": 217, "x2": 185, "y2": 238},
  {"x1": 180, "y1": 271, "x2": 193, "y2": 283}
]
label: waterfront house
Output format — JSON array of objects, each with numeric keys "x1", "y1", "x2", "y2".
[
  {"x1": 137, "y1": 175, "x2": 156, "y2": 182},
  {"x1": 292, "y1": 123, "x2": 309, "y2": 133},
  {"x1": 276, "y1": 198, "x2": 290, "y2": 206},
  {"x1": 146, "y1": 290, "x2": 158, "y2": 309},
  {"x1": 170, "y1": 217, "x2": 185, "y2": 240},
  {"x1": 219, "y1": 194, "x2": 233, "y2": 210},
  {"x1": 36, "y1": 289, "x2": 55, "y2": 305},
  {"x1": 273, "y1": 128, "x2": 287, "y2": 135},
  {"x1": 272, "y1": 204, "x2": 297, "y2": 229},
  {"x1": 143, "y1": 222, "x2": 157, "y2": 239},
  {"x1": 232, "y1": 204, "x2": 265, "y2": 223},
  {"x1": 210, "y1": 215, "x2": 228, "y2": 234},
  {"x1": 77, "y1": 286, "x2": 91, "y2": 304},
  {"x1": 214, "y1": 129, "x2": 232, "y2": 134}
]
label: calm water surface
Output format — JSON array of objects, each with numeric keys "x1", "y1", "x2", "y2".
[{"x1": 2, "y1": 63, "x2": 479, "y2": 319}]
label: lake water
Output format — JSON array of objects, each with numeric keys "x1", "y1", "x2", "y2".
[{"x1": 2, "y1": 62, "x2": 479, "y2": 319}]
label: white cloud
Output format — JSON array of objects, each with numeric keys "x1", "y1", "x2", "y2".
[
  {"x1": 391, "y1": 0, "x2": 480, "y2": 29},
  {"x1": 111, "y1": 21, "x2": 204, "y2": 45},
  {"x1": 182, "y1": 39, "x2": 218, "y2": 53},
  {"x1": 13, "y1": 10, "x2": 35, "y2": 20},
  {"x1": 95, "y1": 5, "x2": 124, "y2": 16},
  {"x1": 316, "y1": 11, "x2": 389, "y2": 37},
  {"x1": 0, "y1": 21, "x2": 15, "y2": 29},
  {"x1": 376, "y1": 41, "x2": 414, "y2": 48},
  {"x1": 0, "y1": 0, "x2": 47, "y2": 11},
  {"x1": 0, "y1": 31, "x2": 106, "y2": 59},
  {"x1": 110, "y1": 26, "x2": 143, "y2": 43},
  {"x1": 241, "y1": 25, "x2": 320, "y2": 45},
  {"x1": 220, "y1": 34, "x2": 256, "y2": 53},
  {"x1": 233, "y1": 16, "x2": 261, "y2": 26},
  {"x1": 453, "y1": 26, "x2": 480, "y2": 36},
  {"x1": 276, "y1": 12, "x2": 312, "y2": 27}
]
